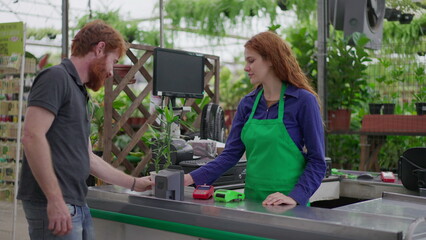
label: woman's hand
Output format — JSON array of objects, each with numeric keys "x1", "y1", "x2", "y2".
[
  {"x1": 184, "y1": 174, "x2": 194, "y2": 186},
  {"x1": 262, "y1": 192, "x2": 297, "y2": 205},
  {"x1": 263, "y1": 203, "x2": 296, "y2": 214}
]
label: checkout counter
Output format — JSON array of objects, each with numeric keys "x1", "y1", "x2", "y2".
[{"x1": 87, "y1": 173, "x2": 426, "y2": 240}]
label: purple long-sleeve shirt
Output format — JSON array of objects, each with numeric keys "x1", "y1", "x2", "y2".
[{"x1": 190, "y1": 84, "x2": 326, "y2": 205}]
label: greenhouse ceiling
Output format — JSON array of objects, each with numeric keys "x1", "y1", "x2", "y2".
[{"x1": 0, "y1": 0, "x2": 297, "y2": 63}]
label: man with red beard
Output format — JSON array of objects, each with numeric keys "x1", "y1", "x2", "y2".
[{"x1": 17, "y1": 20, "x2": 154, "y2": 240}]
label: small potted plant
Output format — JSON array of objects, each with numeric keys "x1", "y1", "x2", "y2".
[
  {"x1": 327, "y1": 33, "x2": 371, "y2": 131},
  {"x1": 113, "y1": 64, "x2": 137, "y2": 84},
  {"x1": 413, "y1": 66, "x2": 426, "y2": 115},
  {"x1": 367, "y1": 85, "x2": 383, "y2": 114},
  {"x1": 145, "y1": 102, "x2": 180, "y2": 175},
  {"x1": 413, "y1": 87, "x2": 426, "y2": 115},
  {"x1": 142, "y1": 102, "x2": 181, "y2": 194},
  {"x1": 381, "y1": 93, "x2": 398, "y2": 114}
]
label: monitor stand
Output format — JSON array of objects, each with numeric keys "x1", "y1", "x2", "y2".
[
  {"x1": 169, "y1": 97, "x2": 181, "y2": 138},
  {"x1": 165, "y1": 97, "x2": 192, "y2": 138}
]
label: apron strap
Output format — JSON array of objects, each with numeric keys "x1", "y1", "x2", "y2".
[
  {"x1": 248, "y1": 88, "x2": 263, "y2": 120},
  {"x1": 248, "y1": 84, "x2": 287, "y2": 121}
]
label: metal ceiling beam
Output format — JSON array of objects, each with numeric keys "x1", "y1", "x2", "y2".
[
  {"x1": 0, "y1": 9, "x2": 61, "y2": 20},
  {"x1": 14, "y1": 0, "x2": 87, "y2": 12},
  {"x1": 0, "y1": 0, "x2": 23, "y2": 21},
  {"x1": 45, "y1": 0, "x2": 61, "y2": 15}
]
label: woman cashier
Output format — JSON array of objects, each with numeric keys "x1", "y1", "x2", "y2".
[{"x1": 184, "y1": 31, "x2": 326, "y2": 206}]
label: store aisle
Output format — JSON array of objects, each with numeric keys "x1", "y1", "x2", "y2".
[{"x1": 0, "y1": 200, "x2": 29, "y2": 240}]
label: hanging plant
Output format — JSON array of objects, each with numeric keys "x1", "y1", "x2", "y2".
[
  {"x1": 74, "y1": 10, "x2": 174, "y2": 49},
  {"x1": 386, "y1": 0, "x2": 422, "y2": 12},
  {"x1": 27, "y1": 28, "x2": 60, "y2": 40},
  {"x1": 75, "y1": 10, "x2": 141, "y2": 43},
  {"x1": 382, "y1": 13, "x2": 426, "y2": 54},
  {"x1": 164, "y1": 0, "x2": 279, "y2": 36},
  {"x1": 284, "y1": 0, "x2": 317, "y2": 23}
]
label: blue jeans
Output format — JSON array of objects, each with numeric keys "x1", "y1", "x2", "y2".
[{"x1": 22, "y1": 200, "x2": 94, "y2": 240}]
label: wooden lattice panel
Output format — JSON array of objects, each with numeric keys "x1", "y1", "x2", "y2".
[{"x1": 102, "y1": 43, "x2": 220, "y2": 176}]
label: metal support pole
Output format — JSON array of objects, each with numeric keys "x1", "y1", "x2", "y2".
[
  {"x1": 62, "y1": 0, "x2": 69, "y2": 58},
  {"x1": 159, "y1": 0, "x2": 164, "y2": 48},
  {"x1": 152, "y1": 0, "x2": 165, "y2": 117},
  {"x1": 317, "y1": 0, "x2": 328, "y2": 151},
  {"x1": 12, "y1": 23, "x2": 26, "y2": 240}
]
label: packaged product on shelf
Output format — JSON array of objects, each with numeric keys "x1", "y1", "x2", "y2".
[
  {"x1": 3, "y1": 162, "x2": 15, "y2": 182},
  {"x1": 0, "y1": 183, "x2": 14, "y2": 202},
  {"x1": 0, "y1": 158, "x2": 6, "y2": 180},
  {"x1": 0, "y1": 78, "x2": 20, "y2": 95},
  {"x1": 0, "y1": 142, "x2": 16, "y2": 159}
]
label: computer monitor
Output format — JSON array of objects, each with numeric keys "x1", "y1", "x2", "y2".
[
  {"x1": 398, "y1": 147, "x2": 426, "y2": 191},
  {"x1": 153, "y1": 48, "x2": 205, "y2": 100}
]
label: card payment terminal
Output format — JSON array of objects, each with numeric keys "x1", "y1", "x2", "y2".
[{"x1": 193, "y1": 185, "x2": 215, "y2": 199}]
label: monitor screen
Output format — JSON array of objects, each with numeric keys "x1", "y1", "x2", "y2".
[{"x1": 153, "y1": 48, "x2": 205, "y2": 99}]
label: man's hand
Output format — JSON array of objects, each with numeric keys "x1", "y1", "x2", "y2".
[
  {"x1": 133, "y1": 176, "x2": 155, "y2": 192},
  {"x1": 262, "y1": 192, "x2": 297, "y2": 206},
  {"x1": 47, "y1": 199, "x2": 72, "y2": 236},
  {"x1": 184, "y1": 174, "x2": 194, "y2": 186}
]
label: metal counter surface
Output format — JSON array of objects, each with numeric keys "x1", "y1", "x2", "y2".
[
  {"x1": 336, "y1": 170, "x2": 417, "y2": 199},
  {"x1": 86, "y1": 185, "x2": 420, "y2": 240},
  {"x1": 336, "y1": 192, "x2": 426, "y2": 239},
  {"x1": 340, "y1": 177, "x2": 418, "y2": 199}
]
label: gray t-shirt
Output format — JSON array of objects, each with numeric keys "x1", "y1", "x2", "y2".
[{"x1": 17, "y1": 59, "x2": 91, "y2": 206}]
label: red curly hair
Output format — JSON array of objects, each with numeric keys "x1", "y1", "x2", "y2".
[
  {"x1": 71, "y1": 20, "x2": 127, "y2": 58},
  {"x1": 244, "y1": 31, "x2": 319, "y2": 102}
]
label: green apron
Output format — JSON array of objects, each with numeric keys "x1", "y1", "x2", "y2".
[{"x1": 241, "y1": 84, "x2": 306, "y2": 202}]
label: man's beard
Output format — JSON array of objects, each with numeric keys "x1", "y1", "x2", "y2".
[{"x1": 86, "y1": 56, "x2": 108, "y2": 91}]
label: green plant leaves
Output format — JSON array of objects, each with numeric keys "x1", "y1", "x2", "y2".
[
  {"x1": 351, "y1": 32, "x2": 370, "y2": 47},
  {"x1": 164, "y1": 0, "x2": 280, "y2": 36},
  {"x1": 327, "y1": 33, "x2": 372, "y2": 109},
  {"x1": 148, "y1": 102, "x2": 187, "y2": 173}
]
